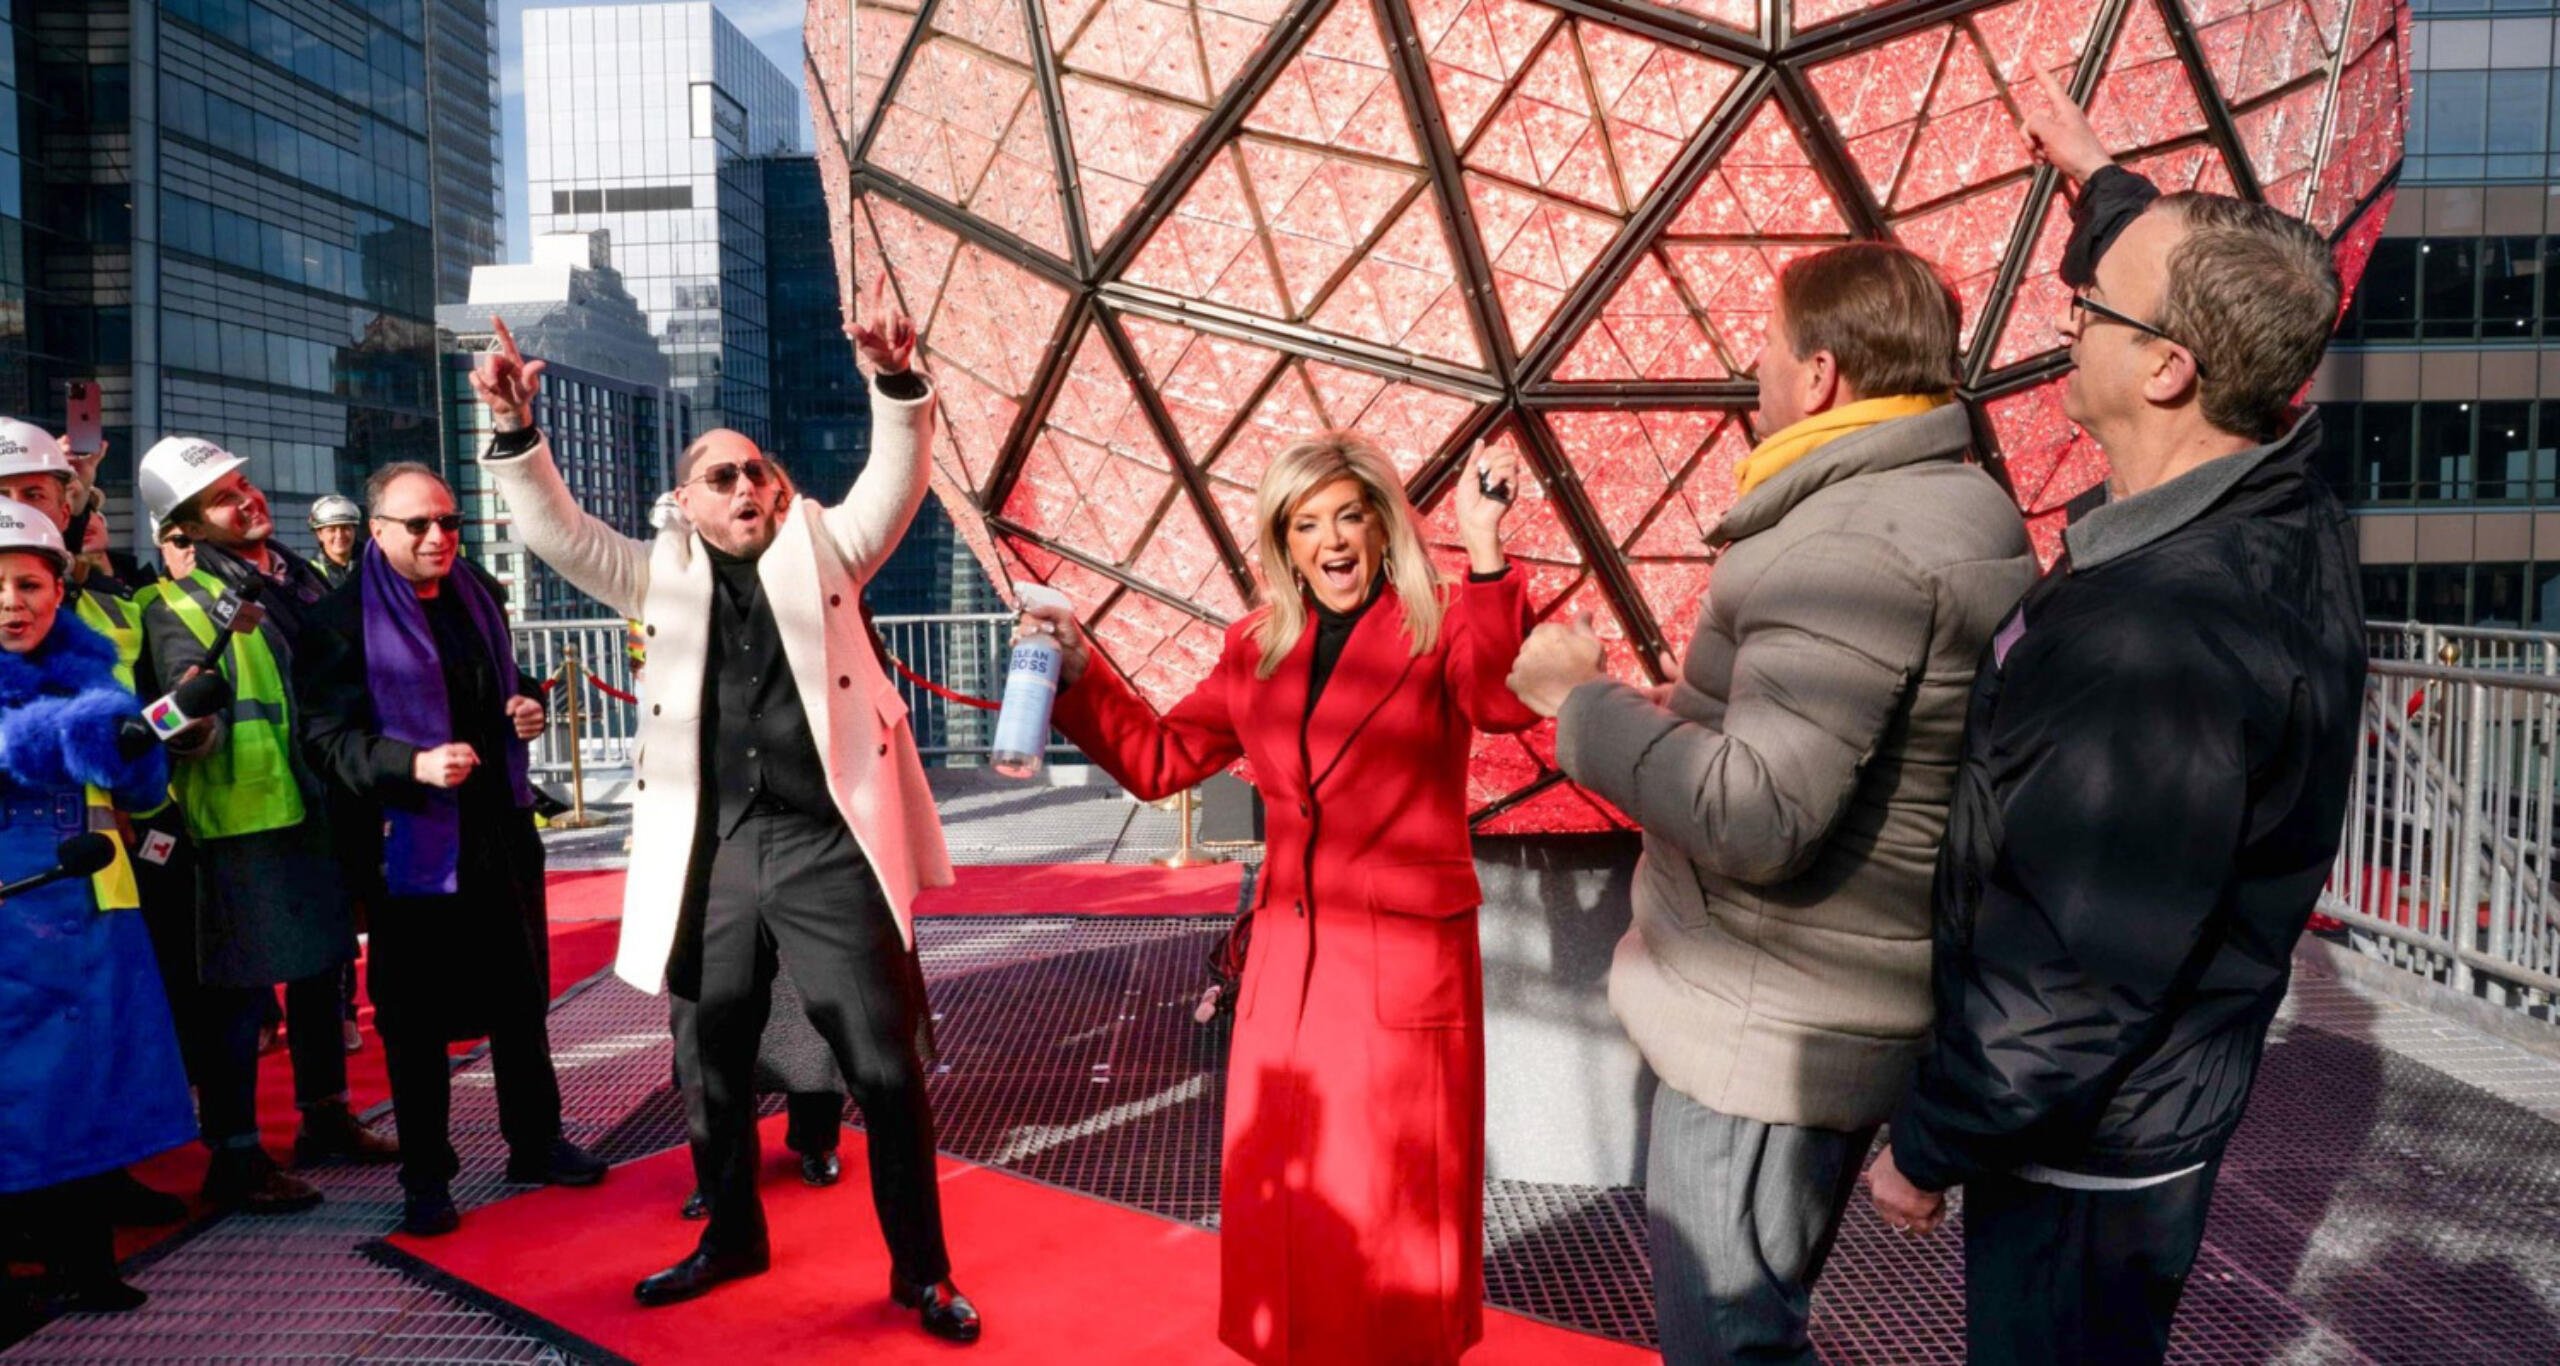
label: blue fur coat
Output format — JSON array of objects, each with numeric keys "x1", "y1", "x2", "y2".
[{"x1": 0, "y1": 612, "x2": 194, "y2": 1193}]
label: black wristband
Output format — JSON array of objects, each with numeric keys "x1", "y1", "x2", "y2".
[
  {"x1": 487, "y1": 425, "x2": 542, "y2": 458},
  {"x1": 876, "y1": 370, "x2": 928, "y2": 402}
]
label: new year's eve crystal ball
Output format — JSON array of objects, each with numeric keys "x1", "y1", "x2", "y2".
[{"x1": 809, "y1": 0, "x2": 2407, "y2": 831}]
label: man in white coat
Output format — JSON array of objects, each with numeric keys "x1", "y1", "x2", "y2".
[{"x1": 466, "y1": 290, "x2": 976, "y2": 1341}]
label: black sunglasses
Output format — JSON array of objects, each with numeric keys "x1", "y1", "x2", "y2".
[
  {"x1": 688, "y1": 459, "x2": 774, "y2": 494},
  {"x1": 2069, "y1": 293, "x2": 2210, "y2": 379},
  {"x1": 373, "y1": 513, "x2": 464, "y2": 538}
]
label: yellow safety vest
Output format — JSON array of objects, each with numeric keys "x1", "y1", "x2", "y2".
[{"x1": 155, "y1": 571, "x2": 306, "y2": 841}]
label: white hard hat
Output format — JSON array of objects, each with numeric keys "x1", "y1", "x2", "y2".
[
  {"x1": 309, "y1": 494, "x2": 363, "y2": 528},
  {"x1": 0, "y1": 420, "x2": 73, "y2": 483},
  {"x1": 138, "y1": 435, "x2": 249, "y2": 525},
  {"x1": 0, "y1": 499, "x2": 71, "y2": 574}
]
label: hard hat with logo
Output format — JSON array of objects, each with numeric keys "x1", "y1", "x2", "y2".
[
  {"x1": 137, "y1": 435, "x2": 250, "y2": 526},
  {"x1": 0, "y1": 420, "x2": 74, "y2": 483},
  {"x1": 0, "y1": 499, "x2": 72, "y2": 574},
  {"x1": 309, "y1": 494, "x2": 362, "y2": 529}
]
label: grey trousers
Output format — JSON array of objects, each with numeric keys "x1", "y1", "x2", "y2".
[{"x1": 1646, "y1": 1085, "x2": 1875, "y2": 1366}]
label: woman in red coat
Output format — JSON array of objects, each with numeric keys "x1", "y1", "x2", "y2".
[{"x1": 1022, "y1": 431, "x2": 1535, "y2": 1363}]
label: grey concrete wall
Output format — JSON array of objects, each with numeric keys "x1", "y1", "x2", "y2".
[{"x1": 1476, "y1": 832, "x2": 1656, "y2": 1188}]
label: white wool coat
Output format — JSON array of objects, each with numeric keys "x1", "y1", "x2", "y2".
[{"x1": 478, "y1": 377, "x2": 955, "y2": 993}]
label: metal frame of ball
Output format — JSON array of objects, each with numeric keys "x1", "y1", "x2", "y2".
[{"x1": 817, "y1": 0, "x2": 2404, "y2": 827}]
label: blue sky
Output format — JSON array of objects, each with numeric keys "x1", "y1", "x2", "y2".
[{"x1": 496, "y1": 0, "x2": 813, "y2": 260}]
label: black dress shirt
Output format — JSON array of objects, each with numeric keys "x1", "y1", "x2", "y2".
[{"x1": 701, "y1": 547, "x2": 834, "y2": 838}]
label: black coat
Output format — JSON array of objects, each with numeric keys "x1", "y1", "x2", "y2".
[
  {"x1": 1889, "y1": 412, "x2": 2366, "y2": 1188},
  {"x1": 294, "y1": 566, "x2": 550, "y2": 1042}
]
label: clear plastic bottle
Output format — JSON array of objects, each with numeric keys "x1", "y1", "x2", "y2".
[{"x1": 992, "y1": 584, "x2": 1073, "y2": 778}]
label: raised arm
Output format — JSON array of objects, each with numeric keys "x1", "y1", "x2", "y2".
[
  {"x1": 1020, "y1": 599, "x2": 1247, "y2": 802},
  {"x1": 470, "y1": 318, "x2": 652, "y2": 618},
  {"x1": 818, "y1": 277, "x2": 934, "y2": 583}
]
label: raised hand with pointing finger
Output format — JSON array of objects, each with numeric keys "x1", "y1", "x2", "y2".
[{"x1": 469, "y1": 316, "x2": 548, "y2": 434}]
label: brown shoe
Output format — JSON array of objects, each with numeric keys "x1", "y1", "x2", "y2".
[
  {"x1": 294, "y1": 1102, "x2": 400, "y2": 1164},
  {"x1": 201, "y1": 1149, "x2": 323, "y2": 1214}
]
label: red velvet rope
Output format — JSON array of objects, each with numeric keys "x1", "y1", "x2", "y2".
[{"x1": 540, "y1": 653, "x2": 992, "y2": 711}]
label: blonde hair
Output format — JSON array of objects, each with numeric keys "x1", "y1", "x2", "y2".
[{"x1": 1249, "y1": 431, "x2": 1444, "y2": 679}]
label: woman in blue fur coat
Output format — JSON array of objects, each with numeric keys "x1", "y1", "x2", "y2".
[{"x1": 0, "y1": 505, "x2": 193, "y2": 1317}]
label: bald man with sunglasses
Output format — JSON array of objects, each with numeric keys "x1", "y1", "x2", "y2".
[{"x1": 467, "y1": 289, "x2": 977, "y2": 1341}]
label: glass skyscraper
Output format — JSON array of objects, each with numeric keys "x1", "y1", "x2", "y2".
[
  {"x1": 425, "y1": 0, "x2": 504, "y2": 303},
  {"x1": 523, "y1": 2, "x2": 797, "y2": 450},
  {"x1": 0, "y1": 0, "x2": 459, "y2": 546}
]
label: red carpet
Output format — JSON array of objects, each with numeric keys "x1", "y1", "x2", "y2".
[{"x1": 376, "y1": 1115, "x2": 1648, "y2": 1365}]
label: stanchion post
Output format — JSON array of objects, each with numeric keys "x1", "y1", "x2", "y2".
[
  {"x1": 551, "y1": 640, "x2": 604, "y2": 829},
  {"x1": 1155, "y1": 786, "x2": 1226, "y2": 869}
]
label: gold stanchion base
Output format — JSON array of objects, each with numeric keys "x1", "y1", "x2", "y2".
[
  {"x1": 548, "y1": 811, "x2": 610, "y2": 830},
  {"x1": 1153, "y1": 847, "x2": 1229, "y2": 869}
]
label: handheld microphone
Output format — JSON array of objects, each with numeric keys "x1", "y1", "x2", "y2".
[
  {"x1": 197, "y1": 579, "x2": 266, "y2": 673},
  {"x1": 0, "y1": 832, "x2": 118, "y2": 901},
  {"x1": 122, "y1": 672, "x2": 235, "y2": 757}
]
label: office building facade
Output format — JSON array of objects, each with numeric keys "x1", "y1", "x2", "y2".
[
  {"x1": 2312, "y1": 4, "x2": 2560, "y2": 627},
  {"x1": 0, "y1": 0, "x2": 451, "y2": 552},
  {"x1": 522, "y1": 2, "x2": 796, "y2": 450},
  {"x1": 426, "y1": 0, "x2": 504, "y2": 303},
  {"x1": 441, "y1": 230, "x2": 686, "y2": 619}
]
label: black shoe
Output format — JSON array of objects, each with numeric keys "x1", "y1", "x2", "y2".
[
  {"x1": 53, "y1": 1278, "x2": 147, "y2": 1315},
  {"x1": 401, "y1": 1187, "x2": 460, "y2": 1238},
  {"x1": 679, "y1": 1188, "x2": 710, "y2": 1221},
  {"x1": 798, "y1": 1150, "x2": 841, "y2": 1188},
  {"x1": 890, "y1": 1275, "x2": 982, "y2": 1344},
  {"x1": 634, "y1": 1248, "x2": 768, "y2": 1307},
  {"x1": 294, "y1": 1103, "x2": 400, "y2": 1165},
  {"x1": 99, "y1": 1169, "x2": 189, "y2": 1227},
  {"x1": 201, "y1": 1148, "x2": 324, "y2": 1215},
  {"x1": 506, "y1": 1137, "x2": 608, "y2": 1187}
]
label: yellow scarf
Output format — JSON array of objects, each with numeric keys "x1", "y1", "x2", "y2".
[{"x1": 1737, "y1": 394, "x2": 1949, "y2": 496}]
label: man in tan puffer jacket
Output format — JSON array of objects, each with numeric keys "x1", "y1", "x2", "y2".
[{"x1": 1510, "y1": 243, "x2": 2036, "y2": 1366}]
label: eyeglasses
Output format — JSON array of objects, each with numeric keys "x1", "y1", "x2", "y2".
[
  {"x1": 373, "y1": 513, "x2": 464, "y2": 538},
  {"x1": 2068, "y1": 293, "x2": 2211, "y2": 380},
  {"x1": 687, "y1": 459, "x2": 774, "y2": 495},
  {"x1": 159, "y1": 532, "x2": 191, "y2": 550}
]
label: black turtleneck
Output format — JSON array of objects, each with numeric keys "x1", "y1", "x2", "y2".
[
  {"x1": 1304, "y1": 580, "x2": 1383, "y2": 716},
  {"x1": 700, "y1": 543, "x2": 834, "y2": 838}
]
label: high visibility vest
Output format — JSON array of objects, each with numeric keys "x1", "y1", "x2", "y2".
[
  {"x1": 85, "y1": 784, "x2": 140, "y2": 910},
  {"x1": 157, "y1": 570, "x2": 305, "y2": 842},
  {"x1": 71, "y1": 582, "x2": 144, "y2": 692}
]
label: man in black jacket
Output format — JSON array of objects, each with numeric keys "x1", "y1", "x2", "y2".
[
  {"x1": 293, "y1": 463, "x2": 608, "y2": 1236},
  {"x1": 1865, "y1": 71, "x2": 2367, "y2": 1366}
]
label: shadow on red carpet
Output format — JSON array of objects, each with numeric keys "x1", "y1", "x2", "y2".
[{"x1": 373, "y1": 1114, "x2": 1648, "y2": 1365}]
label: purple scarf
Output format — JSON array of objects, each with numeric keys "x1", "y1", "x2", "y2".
[{"x1": 360, "y1": 541, "x2": 534, "y2": 896}]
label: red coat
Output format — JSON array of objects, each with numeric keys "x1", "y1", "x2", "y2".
[{"x1": 1053, "y1": 569, "x2": 1536, "y2": 1365}]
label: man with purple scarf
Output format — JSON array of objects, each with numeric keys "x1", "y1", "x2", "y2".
[{"x1": 293, "y1": 462, "x2": 608, "y2": 1235}]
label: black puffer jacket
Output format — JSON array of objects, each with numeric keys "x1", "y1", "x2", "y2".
[{"x1": 1889, "y1": 408, "x2": 2365, "y2": 1187}]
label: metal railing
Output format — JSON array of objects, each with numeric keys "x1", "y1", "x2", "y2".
[
  {"x1": 2366, "y1": 621, "x2": 2560, "y2": 675},
  {"x1": 509, "y1": 613, "x2": 1050, "y2": 783},
  {"x1": 2324, "y1": 660, "x2": 2560, "y2": 1019}
]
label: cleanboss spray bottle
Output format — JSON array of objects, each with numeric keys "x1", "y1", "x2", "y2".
[{"x1": 992, "y1": 583, "x2": 1074, "y2": 779}]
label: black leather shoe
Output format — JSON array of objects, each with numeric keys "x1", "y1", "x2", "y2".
[
  {"x1": 890, "y1": 1275, "x2": 981, "y2": 1344},
  {"x1": 99, "y1": 1169, "x2": 188, "y2": 1227},
  {"x1": 634, "y1": 1248, "x2": 768, "y2": 1307},
  {"x1": 401, "y1": 1187, "x2": 460, "y2": 1238},
  {"x1": 505, "y1": 1137, "x2": 608, "y2": 1187},
  {"x1": 798, "y1": 1150, "x2": 841, "y2": 1188},
  {"x1": 679, "y1": 1188, "x2": 709, "y2": 1220}
]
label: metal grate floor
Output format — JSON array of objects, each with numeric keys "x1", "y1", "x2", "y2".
[{"x1": 12, "y1": 915, "x2": 2560, "y2": 1362}]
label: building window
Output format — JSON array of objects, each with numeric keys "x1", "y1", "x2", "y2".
[{"x1": 2363, "y1": 566, "x2": 2411, "y2": 622}]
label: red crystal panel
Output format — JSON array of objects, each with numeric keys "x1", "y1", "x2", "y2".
[
  {"x1": 2191, "y1": 0, "x2": 2334, "y2": 108},
  {"x1": 1985, "y1": 381, "x2": 2108, "y2": 567},
  {"x1": 1809, "y1": 26, "x2": 2030, "y2": 214},
  {"x1": 2086, "y1": 0, "x2": 2207, "y2": 154},
  {"x1": 2306, "y1": 13, "x2": 2406, "y2": 235},
  {"x1": 1002, "y1": 326, "x2": 1181, "y2": 569},
  {"x1": 1414, "y1": 0, "x2": 1560, "y2": 148},
  {"x1": 1792, "y1": 0, "x2": 1898, "y2": 31},
  {"x1": 1669, "y1": 100, "x2": 1850, "y2": 239},
  {"x1": 868, "y1": 27, "x2": 1071, "y2": 259},
  {"x1": 1453, "y1": 11, "x2": 1738, "y2": 352},
  {"x1": 1091, "y1": 590, "x2": 1233, "y2": 711},
  {"x1": 1988, "y1": 143, "x2": 2236, "y2": 371}
]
